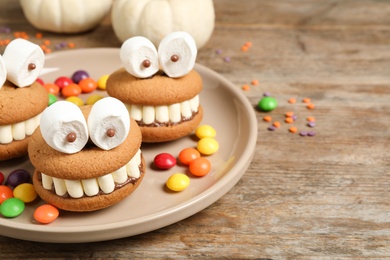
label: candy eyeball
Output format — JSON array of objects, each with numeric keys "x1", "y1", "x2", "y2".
[
  {"x1": 2, "y1": 38, "x2": 44, "y2": 88},
  {"x1": 158, "y1": 31, "x2": 197, "y2": 78},
  {"x1": 0, "y1": 55, "x2": 6, "y2": 90},
  {"x1": 87, "y1": 97, "x2": 130, "y2": 150},
  {"x1": 40, "y1": 101, "x2": 89, "y2": 154},
  {"x1": 120, "y1": 36, "x2": 159, "y2": 79}
]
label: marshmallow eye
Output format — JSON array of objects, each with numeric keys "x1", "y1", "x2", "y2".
[
  {"x1": 0, "y1": 55, "x2": 6, "y2": 90},
  {"x1": 2, "y1": 38, "x2": 44, "y2": 88},
  {"x1": 87, "y1": 97, "x2": 130, "y2": 151},
  {"x1": 120, "y1": 36, "x2": 159, "y2": 79},
  {"x1": 158, "y1": 31, "x2": 197, "y2": 78},
  {"x1": 40, "y1": 101, "x2": 89, "y2": 154}
]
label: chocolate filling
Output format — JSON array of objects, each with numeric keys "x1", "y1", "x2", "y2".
[
  {"x1": 37, "y1": 158, "x2": 145, "y2": 199},
  {"x1": 137, "y1": 110, "x2": 198, "y2": 127}
]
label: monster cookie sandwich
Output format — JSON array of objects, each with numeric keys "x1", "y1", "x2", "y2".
[
  {"x1": 0, "y1": 38, "x2": 47, "y2": 160},
  {"x1": 28, "y1": 97, "x2": 145, "y2": 212},
  {"x1": 106, "y1": 31, "x2": 203, "y2": 143}
]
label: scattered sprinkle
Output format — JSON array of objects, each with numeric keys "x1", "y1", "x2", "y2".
[
  {"x1": 215, "y1": 49, "x2": 222, "y2": 55},
  {"x1": 35, "y1": 32, "x2": 43, "y2": 39},
  {"x1": 241, "y1": 84, "x2": 250, "y2": 91},
  {"x1": 299, "y1": 131, "x2": 308, "y2": 136},
  {"x1": 307, "y1": 116, "x2": 316, "y2": 122},
  {"x1": 306, "y1": 103, "x2": 315, "y2": 109},
  {"x1": 285, "y1": 111, "x2": 294, "y2": 117},
  {"x1": 307, "y1": 131, "x2": 316, "y2": 136},
  {"x1": 263, "y1": 92, "x2": 271, "y2": 97},
  {"x1": 289, "y1": 126, "x2": 298, "y2": 133},
  {"x1": 223, "y1": 56, "x2": 231, "y2": 62},
  {"x1": 263, "y1": 116, "x2": 272, "y2": 122},
  {"x1": 308, "y1": 121, "x2": 316, "y2": 127},
  {"x1": 285, "y1": 117, "x2": 294, "y2": 123},
  {"x1": 273, "y1": 121, "x2": 281, "y2": 128},
  {"x1": 241, "y1": 45, "x2": 249, "y2": 52},
  {"x1": 268, "y1": 125, "x2": 276, "y2": 131},
  {"x1": 251, "y1": 79, "x2": 259, "y2": 86},
  {"x1": 302, "y1": 97, "x2": 311, "y2": 103},
  {"x1": 288, "y1": 97, "x2": 297, "y2": 104}
]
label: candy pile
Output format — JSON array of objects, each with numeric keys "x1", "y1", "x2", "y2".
[
  {"x1": 38, "y1": 70, "x2": 109, "y2": 107},
  {"x1": 258, "y1": 94, "x2": 317, "y2": 137},
  {"x1": 0, "y1": 170, "x2": 59, "y2": 224},
  {"x1": 153, "y1": 125, "x2": 219, "y2": 192}
]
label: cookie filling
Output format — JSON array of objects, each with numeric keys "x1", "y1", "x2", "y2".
[
  {"x1": 0, "y1": 113, "x2": 41, "y2": 144},
  {"x1": 39, "y1": 149, "x2": 142, "y2": 198},
  {"x1": 125, "y1": 95, "x2": 199, "y2": 126}
]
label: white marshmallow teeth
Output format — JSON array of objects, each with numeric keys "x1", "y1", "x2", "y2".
[
  {"x1": 120, "y1": 36, "x2": 159, "y2": 79},
  {"x1": 158, "y1": 31, "x2": 197, "y2": 78},
  {"x1": 120, "y1": 31, "x2": 197, "y2": 79},
  {"x1": 40, "y1": 101, "x2": 89, "y2": 154},
  {"x1": 40, "y1": 97, "x2": 131, "y2": 154},
  {"x1": 87, "y1": 97, "x2": 130, "y2": 150},
  {"x1": 2, "y1": 38, "x2": 44, "y2": 87}
]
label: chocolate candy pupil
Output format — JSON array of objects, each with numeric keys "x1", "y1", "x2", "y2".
[
  {"x1": 170, "y1": 54, "x2": 179, "y2": 62},
  {"x1": 28, "y1": 63, "x2": 36, "y2": 70},
  {"x1": 106, "y1": 128, "x2": 115, "y2": 137},
  {"x1": 66, "y1": 132, "x2": 77, "y2": 143},
  {"x1": 142, "y1": 60, "x2": 151, "y2": 68}
]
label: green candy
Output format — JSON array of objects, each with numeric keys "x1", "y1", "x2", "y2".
[
  {"x1": 257, "y1": 96, "x2": 277, "y2": 112},
  {"x1": 0, "y1": 198, "x2": 25, "y2": 218},
  {"x1": 48, "y1": 93, "x2": 57, "y2": 106}
]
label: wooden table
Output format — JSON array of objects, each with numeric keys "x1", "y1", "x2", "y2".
[{"x1": 1, "y1": 0, "x2": 390, "y2": 258}]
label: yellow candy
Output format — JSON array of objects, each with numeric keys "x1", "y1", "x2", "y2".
[
  {"x1": 86, "y1": 94, "x2": 104, "y2": 105},
  {"x1": 195, "y1": 125, "x2": 216, "y2": 139},
  {"x1": 66, "y1": 96, "x2": 84, "y2": 107},
  {"x1": 197, "y1": 137, "x2": 219, "y2": 155},
  {"x1": 97, "y1": 74, "x2": 109, "y2": 90},
  {"x1": 166, "y1": 173, "x2": 190, "y2": 192},
  {"x1": 13, "y1": 183, "x2": 37, "y2": 203}
]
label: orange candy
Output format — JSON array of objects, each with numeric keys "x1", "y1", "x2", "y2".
[
  {"x1": 189, "y1": 157, "x2": 211, "y2": 177},
  {"x1": 263, "y1": 116, "x2": 272, "y2": 122},
  {"x1": 33, "y1": 204, "x2": 59, "y2": 224},
  {"x1": 178, "y1": 148, "x2": 200, "y2": 165},
  {"x1": 289, "y1": 126, "x2": 298, "y2": 133},
  {"x1": 62, "y1": 83, "x2": 82, "y2": 97},
  {"x1": 79, "y1": 78, "x2": 97, "y2": 93},
  {"x1": 0, "y1": 185, "x2": 13, "y2": 204},
  {"x1": 43, "y1": 83, "x2": 60, "y2": 95}
]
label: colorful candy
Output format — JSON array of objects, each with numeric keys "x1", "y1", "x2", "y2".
[
  {"x1": 257, "y1": 96, "x2": 277, "y2": 112},
  {"x1": 71, "y1": 70, "x2": 89, "y2": 83},
  {"x1": 43, "y1": 83, "x2": 60, "y2": 95},
  {"x1": 48, "y1": 93, "x2": 57, "y2": 106},
  {"x1": 197, "y1": 137, "x2": 219, "y2": 155},
  {"x1": 0, "y1": 198, "x2": 25, "y2": 218},
  {"x1": 0, "y1": 171, "x2": 4, "y2": 185},
  {"x1": 33, "y1": 204, "x2": 59, "y2": 224},
  {"x1": 86, "y1": 94, "x2": 104, "y2": 105},
  {"x1": 97, "y1": 74, "x2": 109, "y2": 90},
  {"x1": 13, "y1": 183, "x2": 37, "y2": 203},
  {"x1": 61, "y1": 83, "x2": 82, "y2": 97},
  {"x1": 79, "y1": 78, "x2": 97, "y2": 93},
  {"x1": 0, "y1": 185, "x2": 13, "y2": 204},
  {"x1": 166, "y1": 173, "x2": 190, "y2": 192},
  {"x1": 189, "y1": 157, "x2": 211, "y2": 177},
  {"x1": 154, "y1": 153, "x2": 176, "y2": 170},
  {"x1": 195, "y1": 125, "x2": 216, "y2": 139},
  {"x1": 66, "y1": 96, "x2": 84, "y2": 107},
  {"x1": 54, "y1": 76, "x2": 73, "y2": 89},
  {"x1": 6, "y1": 169, "x2": 31, "y2": 189},
  {"x1": 178, "y1": 148, "x2": 200, "y2": 165}
]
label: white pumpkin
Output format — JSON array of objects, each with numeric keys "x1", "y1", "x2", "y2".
[
  {"x1": 19, "y1": 0, "x2": 112, "y2": 33},
  {"x1": 111, "y1": 0, "x2": 215, "y2": 50}
]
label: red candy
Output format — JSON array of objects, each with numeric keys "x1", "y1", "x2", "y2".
[
  {"x1": 0, "y1": 185, "x2": 13, "y2": 204},
  {"x1": 62, "y1": 83, "x2": 82, "y2": 97},
  {"x1": 79, "y1": 78, "x2": 97, "y2": 93},
  {"x1": 189, "y1": 157, "x2": 211, "y2": 177},
  {"x1": 0, "y1": 171, "x2": 4, "y2": 185},
  {"x1": 54, "y1": 76, "x2": 73, "y2": 90},
  {"x1": 36, "y1": 78, "x2": 44, "y2": 85},
  {"x1": 154, "y1": 153, "x2": 176, "y2": 170}
]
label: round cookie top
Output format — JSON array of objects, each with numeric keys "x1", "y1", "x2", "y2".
[
  {"x1": 28, "y1": 105, "x2": 142, "y2": 180},
  {"x1": 0, "y1": 81, "x2": 48, "y2": 125},
  {"x1": 106, "y1": 68, "x2": 202, "y2": 106}
]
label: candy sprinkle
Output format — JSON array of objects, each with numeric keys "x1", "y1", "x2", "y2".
[
  {"x1": 241, "y1": 84, "x2": 250, "y2": 91},
  {"x1": 288, "y1": 98, "x2": 296, "y2": 104},
  {"x1": 302, "y1": 97, "x2": 311, "y2": 103},
  {"x1": 263, "y1": 116, "x2": 272, "y2": 122},
  {"x1": 306, "y1": 103, "x2": 315, "y2": 110},
  {"x1": 289, "y1": 126, "x2": 298, "y2": 133},
  {"x1": 285, "y1": 117, "x2": 294, "y2": 124},
  {"x1": 251, "y1": 79, "x2": 259, "y2": 86}
]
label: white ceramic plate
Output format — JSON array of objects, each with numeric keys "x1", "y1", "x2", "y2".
[{"x1": 0, "y1": 48, "x2": 257, "y2": 243}]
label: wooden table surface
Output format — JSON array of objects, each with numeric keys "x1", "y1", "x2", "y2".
[{"x1": 1, "y1": 0, "x2": 390, "y2": 258}]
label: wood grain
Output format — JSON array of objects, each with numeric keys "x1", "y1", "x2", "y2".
[{"x1": 1, "y1": 0, "x2": 390, "y2": 258}]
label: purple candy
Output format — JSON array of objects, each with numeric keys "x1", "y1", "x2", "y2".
[
  {"x1": 223, "y1": 56, "x2": 231, "y2": 62},
  {"x1": 263, "y1": 92, "x2": 271, "y2": 97},
  {"x1": 308, "y1": 121, "x2": 316, "y2": 127},
  {"x1": 71, "y1": 70, "x2": 89, "y2": 83},
  {"x1": 6, "y1": 169, "x2": 31, "y2": 188},
  {"x1": 299, "y1": 131, "x2": 308, "y2": 136},
  {"x1": 292, "y1": 115, "x2": 298, "y2": 121},
  {"x1": 215, "y1": 49, "x2": 222, "y2": 55},
  {"x1": 267, "y1": 126, "x2": 276, "y2": 131},
  {"x1": 308, "y1": 131, "x2": 316, "y2": 136}
]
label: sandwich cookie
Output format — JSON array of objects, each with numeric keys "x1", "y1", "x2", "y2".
[
  {"x1": 106, "y1": 31, "x2": 203, "y2": 143},
  {"x1": 0, "y1": 38, "x2": 47, "y2": 161},
  {"x1": 28, "y1": 97, "x2": 145, "y2": 212}
]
